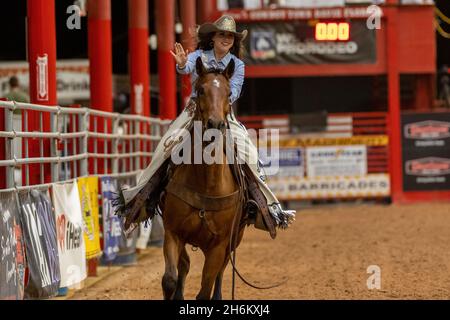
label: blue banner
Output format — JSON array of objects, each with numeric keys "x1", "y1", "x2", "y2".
[{"x1": 101, "y1": 177, "x2": 121, "y2": 262}]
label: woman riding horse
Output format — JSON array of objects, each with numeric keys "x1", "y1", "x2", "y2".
[{"x1": 117, "y1": 15, "x2": 295, "y2": 236}]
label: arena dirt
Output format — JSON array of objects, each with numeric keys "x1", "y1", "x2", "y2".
[{"x1": 70, "y1": 203, "x2": 450, "y2": 300}]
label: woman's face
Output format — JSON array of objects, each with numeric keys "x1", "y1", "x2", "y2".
[{"x1": 212, "y1": 31, "x2": 235, "y2": 54}]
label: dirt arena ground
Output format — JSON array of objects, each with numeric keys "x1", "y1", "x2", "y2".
[{"x1": 70, "y1": 203, "x2": 450, "y2": 300}]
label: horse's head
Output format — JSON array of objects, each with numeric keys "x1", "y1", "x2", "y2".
[{"x1": 194, "y1": 57, "x2": 235, "y2": 132}]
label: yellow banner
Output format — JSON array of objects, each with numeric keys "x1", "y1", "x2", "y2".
[
  {"x1": 77, "y1": 176, "x2": 101, "y2": 259},
  {"x1": 277, "y1": 135, "x2": 389, "y2": 147}
]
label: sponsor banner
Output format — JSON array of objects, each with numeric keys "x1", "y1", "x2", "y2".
[
  {"x1": 0, "y1": 191, "x2": 25, "y2": 300},
  {"x1": 259, "y1": 147, "x2": 304, "y2": 177},
  {"x1": 52, "y1": 182, "x2": 87, "y2": 288},
  {"x1": 218, "y1": 0, "x2": 346, "y2": 10},
  {"x1": 306, "y1": 145, "x2": 367, "y2": 177},
  {"x1": 0, "y1": 60, "x2": 90, "y2": 102},
  {"x1": 266, "y1": 174, "x2": 390, "y2": 200},
  {"x1": 77, "y1": 177, "x2": 101, "y2": 259},
  {"x1": 100, "y1": 177, "x2": 121, "y2": 262},
  {"x1": 115, "y1": 176, "x2": 139, "y2": 259},
  {"x1": 225, "y1": 6, "x2": 382, "y2": 21},
  {"x1": 278, "y1": 135, "x2": 388, "y2": 147},
  {"x1": 402, "y1": 112, "x2": 450, "y2": 191},
  {"x1": 403, "y1": 157, "x2": 450, "y2": 191},
  {"x1": 19, "y1": 190, "x2": 60, "y2": 299},
  {"x1": 242, "y1": 21, "x2": 376, "y2": 65},
  {"x1": 402, "y1": 113, "x2": 450, "y2": 150}
]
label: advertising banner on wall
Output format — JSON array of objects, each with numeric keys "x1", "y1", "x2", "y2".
[
  {"x1": 402, "y1": 112, "x2": 450, "y2": 191},
  {"x1": 100, "y1": 177, "x2": 121, "y2": 262},
  {"x1": 52, "y1": 182, "x2": 87, "y2": 288},
  {"x1": 267, "y1": 174, "x2": 390, "y2": 200},
  {"x1": 242, "y1": 21, "x2": 376, "y2": 65},
  {"x1": 19, "y1": 190, "x2": 60, "y2": 299},
  {"x1": 259, "y1": 147, "x2": 304, "y2": 178},
  {"x1": 0, "y1": 60, "x2": 90, "y2": 103},
  {"x1": 0, "y1": 191, "x2": 25, "y2": 300},
  {"x1": 77, "y1": 177, "x2": 101, "y2": 259},
  {"x1": 110, "y1": 176, "x2": 139, "y2": 264},
  {"x1": 306, "y1": 145, "x2": 367, "y2": 177}
]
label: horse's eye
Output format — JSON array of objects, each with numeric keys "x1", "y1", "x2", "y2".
[{"x1": 198, "y1": 87, "x2": 205, "y2": 96}]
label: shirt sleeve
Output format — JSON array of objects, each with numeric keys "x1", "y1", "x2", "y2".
[
  {"x1": 229, "y1": 58, "x2": 245, "y2": 104},
  {"x1": 176, "y1": 50, "x2": 201, "y2": 75}
]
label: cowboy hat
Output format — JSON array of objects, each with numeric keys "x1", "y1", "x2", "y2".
[{"x1": 198, "y1": 15, "x2": 248, "y2": 40}]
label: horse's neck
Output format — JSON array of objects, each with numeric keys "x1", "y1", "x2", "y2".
[
  {"x1": 197, "y1": 162, "x2": 230, "y2": 194},
  {"x1": 176, "y1": 159, "x2": 235, "y2": 196}
]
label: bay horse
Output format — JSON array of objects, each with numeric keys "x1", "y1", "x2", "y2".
[{"x1": 161, "y1": 57, "x2": 246, "y2": 300}]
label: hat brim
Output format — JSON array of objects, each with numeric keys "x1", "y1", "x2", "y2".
[{"x1": 198, "y1": 23, "x2": 248, "y2": 41}]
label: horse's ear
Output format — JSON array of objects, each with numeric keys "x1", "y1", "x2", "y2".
[
  {"x1": 196, "y1": 57, "x2": 206, "y2": 76},
  {"x1": 223, "y1": 59, "x2": 235, "y2": 80}
]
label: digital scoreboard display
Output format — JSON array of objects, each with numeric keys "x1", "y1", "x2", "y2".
[
  {"x1": 314, "y1": 22, "x2": 350, "y2": 41},
  {"x1": 245, "y1": 20, "x2": 376, "y2": 65},
  {"x1": 292, "y1": 20, "x2": 352, "y2": 42}
]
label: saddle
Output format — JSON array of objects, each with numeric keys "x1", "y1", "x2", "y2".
[{"x1": 119, "y1": 146, "x2": 277, "y2": 239}]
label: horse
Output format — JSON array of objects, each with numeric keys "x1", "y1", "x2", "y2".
[{"x1": 160, "y1": 57, "x2": 247, "y2": 300}]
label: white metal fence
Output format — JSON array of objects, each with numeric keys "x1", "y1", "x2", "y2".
[{"x1": 0, "y1": 100, "x2": 171, "y2": 192}]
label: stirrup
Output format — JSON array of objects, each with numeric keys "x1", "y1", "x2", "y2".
[{"x1": 245, "y1": 199, "x2": 260, "y2": 224}]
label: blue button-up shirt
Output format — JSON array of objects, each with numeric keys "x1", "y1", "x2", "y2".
[{"x1": 176, "y1": 49, "x2": 245, "y2": 104}]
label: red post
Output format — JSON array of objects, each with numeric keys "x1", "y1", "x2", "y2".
[
  {"x1": 198, "y1": 0, "x2": 218, "y2": 23},
  {"x1": 156, "y1": 0, "x2": 177, "y2": 119},
  {"x1": 27, "y1": 0, "x2": 57, "y2": 186},
  {"x1": 88, "y1": 0, "x2": 113, "y2": 113},
  {"x1": 129, "y1": 0, "x2": 150, "y2": 116},
  {"x1": 180, "y1": 0, "x2": 197, "y2": 107},
  {"x1": 0, "y1": 105, "x2": 5, "y2": 190},
  {"x1": 88, "y1": 0, "x2": 112, "y2": 177},
  {"x1": 87, "y1": 0, "x2": 113, "y2": 276},
  {"x1": 386, "y1": 6, "x2": 403, "y2": 202}
]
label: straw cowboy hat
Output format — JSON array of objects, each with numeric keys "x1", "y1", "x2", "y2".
[{"x1": 198, "y1": 15, "x2": 248, "y2": 40}]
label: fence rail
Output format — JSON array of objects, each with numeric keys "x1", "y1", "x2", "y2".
[{"x1": 0, "y1": 100, "x2": 171, "y2": 191}]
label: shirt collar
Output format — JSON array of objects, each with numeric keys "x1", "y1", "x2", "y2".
[{"x1": 205, "y1": 49, "x2": 232, "y2": 67}]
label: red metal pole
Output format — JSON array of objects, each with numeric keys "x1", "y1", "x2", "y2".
[
  {"x1": 156, "y1": 0, "x2": 177, "y2": 119},
  {"x1": 88, "y1": 0, "x2": 112, "y2": 177},
  {"x1": 198, "y1": 0, "x2": 218, "y2": 23},
  {"x1": 180, "y1": 0, "x2": 197, "y2": 107},
  {"x1": 386, "y1": 5, "x2": 403, "y2": 202},
  {"x1": 27, "y1": 0, "x2": 57, "y2": 185},
  {"x1": 0, "y1": 105, "x2": 5, "y2": 189},
  {"x1": 129, "y1": 0, "x2": 150, "y2": 116},
  {"x1": 88, "y1": 0, "x2": 113, "y2": 113}
]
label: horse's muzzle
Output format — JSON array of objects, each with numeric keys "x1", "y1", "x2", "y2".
[{"x1": 206, "y1": 118, "x2": 226, "y2": 132}]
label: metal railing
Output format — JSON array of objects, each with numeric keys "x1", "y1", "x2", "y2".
[{"x1": 0, "y1": 100, "x2": 171, "y2": 192}]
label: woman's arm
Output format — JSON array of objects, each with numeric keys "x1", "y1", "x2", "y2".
[
  {"x1": 170, "y1": 43, "x2": 200, "y2": 75},
  {"x1": 175, "y1": 50, "x2": 200, "y2": 75},
  {"x1": 229, "y1": 59, "x2": 245, "y2": 104},
  {"x1": 176, "y1": 50, "x2": 199, "y2": 74}
]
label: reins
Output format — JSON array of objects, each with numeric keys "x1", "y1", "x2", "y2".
[{"x1": 225, "y1": 117, "x2": 288, "y2": 300}]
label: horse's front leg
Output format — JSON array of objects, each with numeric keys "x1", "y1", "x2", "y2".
[
  {"x1": 162, "y1": 230, "x2": 183, "y2": 300},
  {"x1": 196, "y1": 243, "x2": 227, "y2": 300},
  {"x1": 212, "y1": 227, "x2": 245, "y2": 300},
  {"x1": 174, "y1": 246, "x2": 190, "y2": 300},
  {"x1": 212, "y1": 255, "x2": 230, "y2": 300}
]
